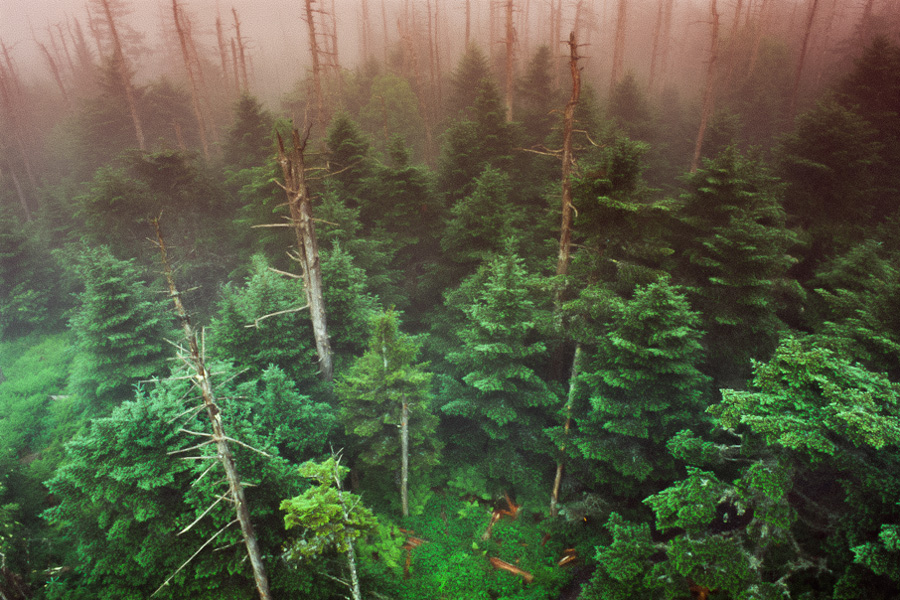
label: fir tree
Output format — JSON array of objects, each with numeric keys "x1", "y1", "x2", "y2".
[
  {"x1": 68, "y1": 245, "x2": 170, "y2": 410},
  {"x1": 440, "y1": 253, "x2": 558, "y2": 495},
  {"x1": 223, "y1": 93, "x2": 275, "y2": 171},
  {"x1": 565, "y1": 278, "x2": 710, "y2": 485},
  {"x1": 336, "y1": 309, "x2": 440, "y2": 512}
]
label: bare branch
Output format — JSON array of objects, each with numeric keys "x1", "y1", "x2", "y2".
[
  {"x1": 152, "y1": 519, "x2": 238, "y2": 597},
  {"x1": 244, "y1": 305, "x2": 310, "y2": 329},
  {"x1": 178, "y1": 494, "x2": 229, "y2": 536}
]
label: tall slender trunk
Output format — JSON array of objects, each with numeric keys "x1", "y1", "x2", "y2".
[
  {"x1": 504, "y1": 0, "x2": 515, "y2": 122},
  {"x1": 173, "y1": 0, "x2": 209, "y2": 159},
  {"x1": 233, "y1": 8, "x2": 249, "y2": 91},
  {"x1": 37, "y1": 42, "x2": 70, "y2": 105},
  {"x1": 230, "y1": 38, "x2": 241, "y2": 95},
  {"x1": 788, "y1": 0, "x2": 819, "y2": 116},
  {"x1": 690, "y1": 0, "x2": 720, "y2": 173},
  {"x1": 276, "y1": 129, "x2": 334, "y2": 382},
  {"x1": 609, "y1": 0, "x2": 628, "y2": 95},
  {"x1": 216, "y1": 16, "x2": 230, "y2": 88},
  {"x1": 557, "y1": 31, "x2": 581, "y2": 278},
  {"x1": 98, "y1": 0, "x2": 146, "y2": 151},
  {"x1": 304, "y1": 0, "x2": 324, "y2": 117},
  {"x1": 400, "y1": 397, "x2": 410, "y2": 518},
  {"x1": 551, "y1": 345, "x2": 582, "y2": 517},
  {"x1": 55, "y1": 23, "x2": 77, "y2": 79},
  {"x1": 154, "y1": 220, "x2": 272, "y2": 600},
  {"x1": 361, "y1": 0, "x2": 372, "y2": 61},
  {"x1": 747, "y1": 0, "x2": 770, "y2": 75}
]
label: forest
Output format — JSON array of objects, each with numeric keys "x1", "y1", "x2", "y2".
[{"x1": 1, "y1": 0, "x2": 900, "y2": 598}]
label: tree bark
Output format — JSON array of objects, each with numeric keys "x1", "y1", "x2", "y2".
[
  {"x1": 215, "y1": 16, "x2": 230, "y2": 89},
  {"x1": 233, "y1": 8, "x2": 249, "y2": 91},
  {"x1": 172, "y1": 0, "x2": 209, "y2": 160},
  {"x1": 400, "y1": 397, "x2": 410, "y2": 518},
  {"x1": 551, "y1": 345, "x2": 581, "y2": 516},
  {"x1": 97, "y1": 0, "x2": 146, "y2": 151},
  {"x1": 303, "y1": 0, "x2": 324, "y2": 117},
  {"x1": 277, "y1": 128, "x2": 335, "y2": 382},
  {"x1": 557, "y1": 31, "x2": 581, "y2": 278},
  {"x1": 154, "y1": 220, "x2": 272, "y2": 600},
  {"x1": 690, "y1": 0, "x2": 719, "y2": 173}
]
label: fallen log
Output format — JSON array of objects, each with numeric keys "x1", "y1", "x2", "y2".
[{"x1": 488, "y1": 557, "x2": 534, "y2": 584}]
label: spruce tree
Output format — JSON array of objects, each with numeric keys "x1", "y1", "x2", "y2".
[
  {"x1": 669, "y1": 147, "x2": 797, "y2": 384},
  {"x1": 440, "y1": 253, "x2": 558, "y2": 495},
  {"x1": 564, "y1": 278, "x2": 710, "y2": 486},
  {"x1": 223, "y1": 93, "x2": 275, "y2": 171},
  {"x1": 336, "y1": 309, "x2": 439, "y2": 513},
  {"x1": 68, "y1": 245, "x2": 170, "y2": 411}
]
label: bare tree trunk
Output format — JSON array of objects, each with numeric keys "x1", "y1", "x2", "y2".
[
  {"x1": 554, "y1": 0, "x2": 563, "y2": 86},
  {"x1": 435, "y1": 0, "x2": 443, "y2": 107},
  {"x1": 609, "y1": 0, "x2": 628, "y2": 95},
  {"x1": 97, "y1": 0, "x2": 146, "y2": 151},
  {"x1": 504, "y1": 0, "x2": 515, "y2": 122},
  {"x1": 71, "y1": 18, "x2": 95, "y2": 74},
  {"x1": 233, "y1": 8, "x2": 250, "y2": 91},
  {"x1": 789, "y1": 0, "x2": 819, "y2": 116},
  {"x1": 216, "y1": 16, "x2": 230, "y2": 88},
  {"x1": 400, "y1": 397, "x2": 410, "y2": 518},
  {"x1": 173, "y1": 0, "x2": 209, "y2": 159},
  {"x1": 659, "y1": 0, "x2": 675, "y2": 87},
  {"x1": 154, "y1": 220, "x2": 272, "y2": 600},
  {"x1": 690, "y1": 0, "x2": 719, "y2": 173},
  {"x1": 551, "y1": 344, "x2": 582, "y2": 517},
  {"x1": 55, "y1": 23, "x2": 77, "y2": 79},
  {"x1": 230, "y1": 38, "x2": 241, "y2": 95},
  {"x1": 303, "y1": 0, "x2": 324, "y2": 118},
  {"x1": 426, "y1": 0, "x2": 437, "y2": 108},
  {"x1": 36, "y1": 42, "x2": 70, "y2": 105},
  {"x1": 276, "y1": 128, "x2": 335, "y2": 382},
  {"x1": 361, "y1": 0, "x2": 372, "y2": 61},
  {"x1": 557, "y1": 31, "x2": 581, "y2": 278}
]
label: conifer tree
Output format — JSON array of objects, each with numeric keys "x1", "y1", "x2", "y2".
[
  {"x1": 336, "y1": 309, "x2": 439, "y2": 516},
  {"x1": 223, "y1": 93, "x2": 274, "y2": 171},
  {"x1": 669, "y1": 147, "x2": 797, "y2": 383},
  {"x1": 440, "y1": 252, "x2": 558, "y2": 495},
  {"x1": 563, "y1": 279, "x2": 710, "y2": 486},
  {"x1": 68, "y1": 245, "x2": 170, "y2": 410}
]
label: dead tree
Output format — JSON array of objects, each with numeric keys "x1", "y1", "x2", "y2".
[
  {"x1": 36, "y1": 41, "x2": 70, "y2": 105},
  {"x1": 557, "y1": 31, "x2": 581, "y2": 279},
  {"x1": 152, "y1": 219, "x2": 272, "y2": 600},
  {"x1": 648, "y1": 0, "x2": 665, "y2": 91},
  {"x1": 690, "y1": 0, "x2": 720, "y2": 173},
  {"x1": 361, "y1": 0, "x2": 372, "y2": 61},
  {"x1": 96, "y1": 0, "x2": 146, "y2": 151},
  {"x1": 276, "y1": 128, "x2": 334, "y2": 382},
  {"x1": 550, "y1": 33, "x2": 582, "y2": 517},
  {"x1": 504, "y1": 0, "x2": 516, "y2": 122},
  {"x1": 466, "y1": 0, "x2": 472, "y2": 47},
  {"x1": 382, "y1": 0, "x2": 390, "y2": 64},
  {"x1": 747, "y1": 0, "x2": 771, "y2": 75},
  {"x1": 609, "y1": 0, "x2": 628, "y2": 95},
  {"x1": 789, "y1": 0, "x2": 820, "y2": 116},
  {"x1": 230, "y1": 38, "x2": 241, "y2": 95},
  {"x1": 215, "y1": 16, "x2": 230, "y2": 89},
  {"x1": 172, "y1": 0, "x2": 210, "y2": 159},
  {"x1": 551, "y1": 345, "x2": 582, "y2": 516},
  {"x1": 54, "y1": 23, "x2": 77, "y2": 80},
  {"x1": 303, "y1": 0, "x2": 325, "y2": 118},
  {"x1": 232, "y1": 8, "x2": 250, "y2": 91}
]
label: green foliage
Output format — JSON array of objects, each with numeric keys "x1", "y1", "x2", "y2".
[
  {"x1": 210, "y1": 254, "x2": 321, "y2": 392},
  {"x1": 281, "y1": 456, "x2": 379, "y2": 559},
  {"x1": 359, "y1": 73, "x2": 427, "y2": 159},
  {"x1": 441, "y1": 167, "x2": 525, "y2": 274},
  {"x1": 326, "y1": 113, "x2": 373, "y2": 198},
  {"x1": 222, "y1": 93, "x2": 275, "y2": 171},
  {"x1": 712, "y1": 337, "x2": 900, "y2": 457},
  {"x1": 68, "y1": 245, "x2": 171, "y2": 411},
  {"x1": 669, "y1": 147, "x2": 797, "y2": 383},
  {"x1": 778, "y1": 98, "x2": 883, "y2": 254},
  {"x1": 566, "y1": 279, "x2": 710, "y2": 484},
  {"x1": 337, "y1": 309, "x2": 440, "y2": 502},
  {"x1": 515, "y1": 46, "x2": 560, "y2": 144},
  {"x1": 439, "y1": 253, "x2": 558, "y2": 496},
  {"x1": 447, "y1": 44, "x2": 493, "y2": 119},
  {"x1": 809, "y1": 238, "x2": 900, "y2": 377},
  {"x1": 45, "y1": 362, "x2": 326, "y2": 599}
]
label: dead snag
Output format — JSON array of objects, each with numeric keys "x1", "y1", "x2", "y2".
[{"x1": 276, "y1": 128, "x2": 335, "y2": 382}]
